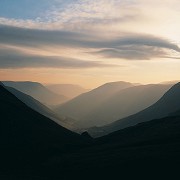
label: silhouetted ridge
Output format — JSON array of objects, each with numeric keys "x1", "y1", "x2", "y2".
[
  {"x1": 0, "y1": 83, "x2": 88, "y2": 179},
  {"x1": 81, "y1": 131, "x2": 93, "y2": 140},
  {"x1": 5, "y1": 86, "x2": 75, "y2": 129},
  {"x1": 0, "y1": 81, "x2": 5, "y2": 87},
  {"x1": 0, "y1": 83, "x2": 84, "y2": 149}
]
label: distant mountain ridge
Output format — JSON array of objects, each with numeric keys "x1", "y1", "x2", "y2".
[
  {"x1": 88, "y1": 82, "x2": 180, "y2": 137},
  {"x1": 46, "y1": 84, "x2": 89, "y2": 99},
  {"x1": 55, "y1": 81, "x2": 134, "y2": 127},
  {"x1": 2, "y1": 81, "x2": 67, "y2": 105},
  {"x1": 55, "y1": 82, "x2": 173, "y2": 128}
]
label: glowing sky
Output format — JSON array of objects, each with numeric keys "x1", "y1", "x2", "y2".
[{"x1": 0, "y1": 0, "x2": 179, "y2": 88}]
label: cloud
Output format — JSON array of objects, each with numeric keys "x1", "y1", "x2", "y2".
[
  {"x1": 110, "y1": 35, "x2": 180, "y2": 52},
  {"x1": 0, "y1": 25, "x2": 179, "y2": 50},
  {"x1": 47, "y1": 0, "x2": 138, "y2": 24},
  {"x1": 0, "y1": 47, "x2": 114, "y2": 69},
  {"x1": 0, "y1": 25, "x2": 86, "y2": 47},
  {"x1": 93, "y1": 46, "x2": 168, "y2": 60},
  {"x1": 91, "y1": 34, "x2": 180, "y2": 60},
  {"x1": 0, "y1": 0, "x2": 137, "y2": 29},
  {"x1": 0, "y1": 24, "x2": 179, "y2": 61},
  {"x1": 0, "y1": 0, "x2": 180, "y2": 38}
]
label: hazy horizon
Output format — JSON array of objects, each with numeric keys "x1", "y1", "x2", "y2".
[
  {"x1": 0, "y1": 0, "x2": 180, "y2": 88},
  {"x1": 1, "y1": 79, "x2": 180, "y2": 89}
]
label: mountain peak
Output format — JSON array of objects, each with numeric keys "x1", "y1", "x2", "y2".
[
  {"x1": 160, "y1": 82, "x2": 180, "y2": 100},
  {"x1": 93, "y1": 81, "x2": 133, "y2": 92},
  {"x1": 173, "y1": 82, "x2": 180, "y2": 87},
  {"x1": 102, "y1": 81, "x2": 132, "y2": 87}
]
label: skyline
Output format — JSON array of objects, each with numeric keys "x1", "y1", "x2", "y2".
[{"x1": 0, "y1": 0, "x2": 180, "y2": 88}]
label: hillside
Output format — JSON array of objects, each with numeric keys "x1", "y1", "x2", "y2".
[
  {"x1": 88, "y1": 82, "x2": 180, "y2": 137},
  {"x1": 55, "y1": 81, "x2": 134, "y2": 127},
  {"x1": 55, "y1": 83, "x2": 172, "y2": 128},
  {"x1": 6, "y1": 86, "x2": 76, "y2": 130},
  {"x1": 1, "y1": 81, "x2": 180, "y2": 179},
  {"x1": 41, "y1": 113, "x2": 180, "y2": 179}
]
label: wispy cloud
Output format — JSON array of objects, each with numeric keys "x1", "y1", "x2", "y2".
[
  {"x1": 93, "y1": 47, "x2": 167, "y2": 60},
  {"x1": 0, "y1": 0, "x2": 139, "y2": 30},
  {"x1": 47, "y1": 0, "x2": 138, "y2": 24},
  {"x1": 0, "y1": 46, "x2": 114, "y2": 69},
  {"x1": 91, "y1": 34, "x2": 180, "y2": 60},
  {"x1": 0, "y1": 25, "x2": 179, "y2": 61}
]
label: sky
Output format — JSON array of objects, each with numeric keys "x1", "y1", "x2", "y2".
[{"x1": 0, "y1": 0, "x2": 179, "y2": 88}]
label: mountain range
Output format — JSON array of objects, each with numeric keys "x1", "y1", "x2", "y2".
[
  {"x1": 54, "y1": 81, "x2": 134, "y2": 127},
  {"x1": 55, "y1": 82, "x2": 173, "y2": 128},
  {"x1": 46, "y1": 84, "x2": 89, "y2": 99},
  {"x1": 0, "y1": 82, "x2": 88, "y2": 179},
  {"x1": 1, "y1": 81, "x2": 180, "y2": 179},
  {"x1": 3, "y1": 81, "x2": 68, "y2": 106},
  {"x1": 88, "y1": 82, "x2": 180, "y2": 137}
]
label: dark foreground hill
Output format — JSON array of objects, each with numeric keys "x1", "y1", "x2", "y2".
[
  {"x1": 62, "y1": 114, "x2": 180, "y2": 179},
  {"x1": 0, "y1": 83, "x2": 82, "y2": 145},
  {"x1": 0, "y1": 82, "x2": 87, "y2": 179},
  {"x1": 29, "y1": 112, "x2": 180, "y2": 179},
  {"x1": 6, "y1": 86, "x2": 76, "y2": 130}
]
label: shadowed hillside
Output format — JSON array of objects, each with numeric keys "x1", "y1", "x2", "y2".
[
  {"x1": 0, "y1": 82, "x2": 87, "y2": 179},
  {"x1": 88, "y1": 82, "x2": 180, "y2": 137},
  {"x1": 38, "y1": 112, "x2": 180, "y2": 179},
  {"x1": 0, "y1": 82, "x2": 83, "y2": 147},
  {"x1": 6, "y1": 86, "x2": 76, "y2": 130}
]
